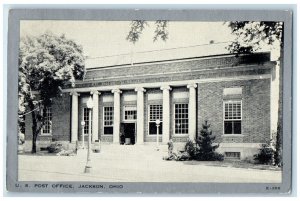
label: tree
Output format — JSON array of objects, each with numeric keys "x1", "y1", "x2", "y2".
[
  {"x1": 227, "y1": 21, "x2": 283, "y2": 166},
  {"x1": 195, "y1": 121, "x2": 224, "y2": 161},
  {"x1": 126, "y1": 20, "x2": 168, "y2": 44},
  {"x1": 227, "y1": 21, "x2": 283, "y2": 54},
  {"x1": 19, "y1": 33, "x2": 85, "y2": 153}
]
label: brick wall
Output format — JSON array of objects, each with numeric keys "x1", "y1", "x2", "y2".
[
  {"x1": 24, "y1": 93, "x2": 71, "y2": 149},
  {"x1": 52, "y1": 93, "x2": 71, "y2": 141},
  {"x1": 198, "y1": 78, "x2": 271, "y2": 144},
  {"x1": 84, "y1": 53, "x2": 271, "y2": 80}
]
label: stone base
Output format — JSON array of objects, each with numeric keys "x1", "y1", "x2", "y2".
[
  {"x1": 23, "y1": 140, "x2": 77, "y2": 153},
  {"x1": 217, "y1": 143, "x2": 261, "y2": 160}
]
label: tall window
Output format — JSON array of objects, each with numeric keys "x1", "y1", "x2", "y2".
[
  {"x1": 124, "y1": 106, "x2": 137, "y2": 120},
  {"x1": 149, "y1": 105, "x2": 163, "y2": 135},
  {"x1": 42, "y1": 107, "x2": 52, "y2": 135},
  {"x1": 174, "y1": 103, "x2": 189, "y2": 134},
  {"x1": 104, "y1": 106, "x2": 114, "y2": 135},
  {"x1": 83, "y1": 107, "x2": 92, "y2": 135},
  {"x1": 224, "y1": 101, "x2": 242, "y2": 134}
]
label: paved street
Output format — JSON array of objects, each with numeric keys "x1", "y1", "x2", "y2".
[{"x1": 18, "y1": 145, "x2": 282, "y2": 183}]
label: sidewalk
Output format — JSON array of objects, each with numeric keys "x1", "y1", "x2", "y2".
[{"x1": 18, "y1": 144, "x2": 282, "y2": 183}]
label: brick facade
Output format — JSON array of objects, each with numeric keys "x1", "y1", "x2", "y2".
[
  {"x1": 198, "y1": 79, "x2": 271, "y2": 144},
  {"x1": 24, "y1": 53, "x2": 274, "y2": 158}
]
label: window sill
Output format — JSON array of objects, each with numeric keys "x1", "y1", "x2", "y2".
[
  {"x1": 40, "y1": 134, "x2": 52, "y2": 137},
  {"x1": 173, "y1": 134, "x2": 189, "y2": 136},
  {"x1": 222, "y1": 134, "x2": 244, "y2": 137}
]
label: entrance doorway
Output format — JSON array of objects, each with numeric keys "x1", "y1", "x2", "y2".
[{"x1": 121, "y1": 123, "x2": 136, "y2": 145}]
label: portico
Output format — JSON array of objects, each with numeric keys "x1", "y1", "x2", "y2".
[{"x1": 69, "y1": 82, "x2": 198, "y2": 145}]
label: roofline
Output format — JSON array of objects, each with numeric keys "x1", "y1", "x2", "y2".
[{"x1": 86, "y1": 52, "x2": 271, "y2": 71}]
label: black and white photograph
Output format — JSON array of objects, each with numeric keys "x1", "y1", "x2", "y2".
[{"x1": 5, "y1": 9, "x2": 293, "y2": 194}]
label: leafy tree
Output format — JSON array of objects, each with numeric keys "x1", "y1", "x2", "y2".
[
  {"x1": 227, "y1": 21, "x2": 283, "y2": 167},
  {"x1": 19, "y1": 33, "x2": 85, "y2": 153},
  {"x1": 195, "y1": 121, "x2": 224, "y2": 161},
  {"x1": 126, "y1": 20, "x2": 168, "y2": 44},
  {"x1": 227, "y1": 21, "x2": 283, "y2": 54}
]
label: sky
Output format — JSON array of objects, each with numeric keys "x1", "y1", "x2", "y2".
[
  {"x1": 20, "y1": 20, "x2": 279, "y2": 131},
  {"x1": 20, "y1": 21, "x2": 237, "y2": 67}
]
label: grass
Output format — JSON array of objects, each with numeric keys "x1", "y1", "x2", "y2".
[{"x1": 182, "y1": 160, "x2": 281, "y2": 171}]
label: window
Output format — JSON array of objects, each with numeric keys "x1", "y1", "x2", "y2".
[
  {"x1": 149, "y1": 105, "x2": 163, "y2": 135},
  {"x1": 174, "y1": 103, "x2": 189, "y2": 134},
  {"x1": 42, "y1": 107, "x2": 52, "y2": 135},
  {"x1": 83, "y1": 107, "x2": 92, "y2": 135},
  {"x1": 104, "y1": 106, "x2": 114, "y2": 135},
  {"x1": 225, "y1": 152, "x2": 241, "y2": 159},
  {"x1": 124, "y1": 106, "x2": 137, "y2": 120},
  {"x1": 224, "y1": 101, "x2": 242, "y2": 134}
]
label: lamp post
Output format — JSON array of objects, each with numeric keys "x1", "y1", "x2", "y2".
[
  {"x1": 80, "y1": 121, "x2": 85, "y2": 149},
  {"x1": 84, "y1": 96, "x2": 93, "y2": 173},
  {"x1": 155, "y1": 119, "x2": 161, "y2": 151}
]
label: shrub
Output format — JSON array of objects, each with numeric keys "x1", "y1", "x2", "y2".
[
  {"x1": 184, "y1": 139, "x2": 196, "y2": 159},
  {"x1": 47, "y1": 142, "x2": 63, "y2": 153},
  {"x1": 253, "y1": 144, "x2": 274, "y2": 165},
  {"x1": 18, "y1": 132, "x2": 25, "y2": 145},
  {"x1": 176, "y1": 151, "x2": 190, "y2": 161},
  {"x1": 242, "y1": 156, "x2": 255, "y2": 164},
  {"x1": 163, "y1": 153, "x2": 178, "y2": 161}
]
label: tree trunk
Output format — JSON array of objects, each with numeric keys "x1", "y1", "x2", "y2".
[{"x1": 29, "y1": 101, "x2": 38, "y2": 153}]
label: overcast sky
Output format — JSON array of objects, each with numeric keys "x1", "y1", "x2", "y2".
[{"x1": 20, "y1": 21, "x2": 235, "y2": 61}]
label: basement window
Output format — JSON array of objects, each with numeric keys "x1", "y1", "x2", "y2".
[{"x1": 225, "y1": 152, "x2": 241, "y2": 159}]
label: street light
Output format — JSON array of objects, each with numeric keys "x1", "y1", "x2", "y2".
[
  {"x1": 84, "y1": 96, "x2": 93, "y2": 173},
  {"x1": 80, "y1": 121, "x2": 85, "y2": 149},
  {"x1": 155, "y1": 119, "x2": 161, "y2": 151}
]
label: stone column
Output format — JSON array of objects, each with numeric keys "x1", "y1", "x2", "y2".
[
  {"x1": 160, "y1": 85, "x2": 172, "y2": 144},
  {"x1": 112, "y1": 88, "x2": 122, "y2": 144},
  {"x1": 91, "y1": 90, "x2": 100, "y2": 142},
  {"x1": 70, "y1": 91, "x2": 80, "y2": 143},
  {"x1": 187, "y1": 83, "x2": 197, "y2": 141},
  {"x1": 135, "y1": 87, "x2": 146, "y2": 144}
]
